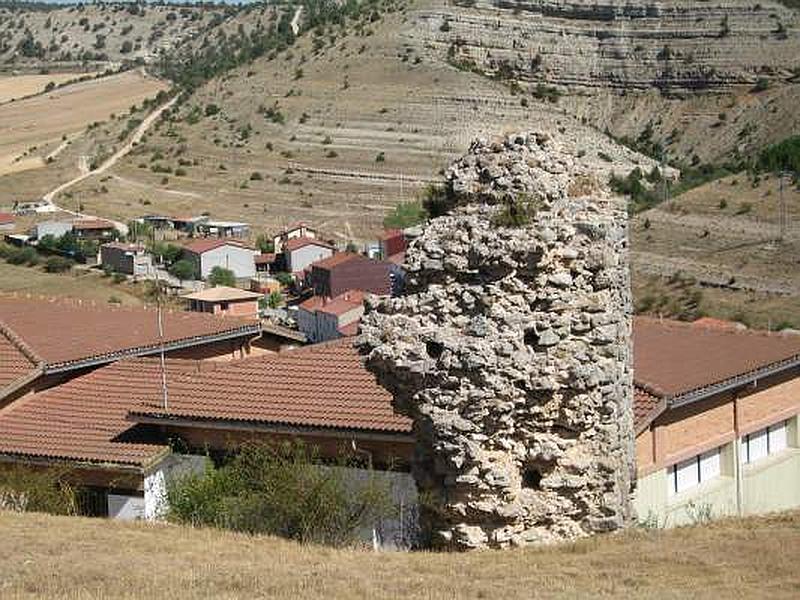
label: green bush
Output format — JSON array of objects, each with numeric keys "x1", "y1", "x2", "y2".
[
  {"x1": 757, "y1": 136, "x2": 800, "y2": 174},
  {"x1": 169, "y1": 259, "x2": 195, "y2": 282},
  {"x1": 0, "y1": 465, "x2": 78, "y2": 515},
  {"x1": 4, "y1": 246, "x2": 39, "y2": 266},
  {"x1": 491, "y1": 194, "x2": 542, "y2": 228},
  {"x1": 43, "y1": 256, "x2": 73, "y2": 273},
  {"x1": 166, "y1": 441, "x2": 393, "y2": 546},
  {"x1": 208, "y1": 266, "x2": 236, "y2": 287}
]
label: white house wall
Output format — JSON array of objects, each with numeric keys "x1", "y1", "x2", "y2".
[
  {"x1": 199, "y1": 246, "x2": 257, "y2": 279},
  {"x1": 288, "y1": 245, "x2": 333, "y2": 272},
  {"x1": 143, "y1": 454, "x2": 208, "y2": 521}
]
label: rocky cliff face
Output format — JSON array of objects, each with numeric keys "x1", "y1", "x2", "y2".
[
  {"x1": 409, "y1": 0, "x2": 799, "y2": 92},
  {"x1": 358, "y1": 132, "x2": 636, "y2": 550}
]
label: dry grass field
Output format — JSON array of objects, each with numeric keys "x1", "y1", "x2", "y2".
[
  {"x1": 0, "y1": 72, "x2": 97, "y2": 104},
  {"x1": 0, "y1": 510, "x2": 798, "y2": 599},
  {"x1": 0, "y1": 70, "x2": 167, "y2": 177},
  {"x1": 0, "y1": 262, "x2": 143, "y2": 307},
  {"x1": 630, "y1": 172, "x2": 800, "y2": 329}
]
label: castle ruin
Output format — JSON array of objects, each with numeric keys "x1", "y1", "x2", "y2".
[{"x1": 357, "y1": 132, "x2": 636, "y2": 550}]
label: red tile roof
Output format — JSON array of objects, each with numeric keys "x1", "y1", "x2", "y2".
[
  {"x1": 633, "y1": 316, "x2": 800, "y2": 399},
  {"x1": 284, "y1": 237, "x2": 334, "y2": 253},
  {"x1": 311, "y1": 252, "x2": 363, "y2": 271},
  {"x1": 181, "y1": 238, "x2": 254, "y2": 255},
  {"x1": 131, "y1": 339, "x2": 412, "y2": 434},
  {"x1": 0, "y1": 295, "x2": 260, "y2": 376},
  {"x1": 0, "y1": 330, "x2": 39, "y2": 392},
  {"x1": 0, "y1": 212, "x2": 14, "y2": 226},
  {"x1": 0, "y1": 359, "x2": 208, "y2": 467},
  {"x1": 317, "y1": 290, "x2": 365, "y2": 317}
]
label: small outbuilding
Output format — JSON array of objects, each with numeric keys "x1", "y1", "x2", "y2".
[{"x1": 183, "y1": 286, "x2": 262, "y2": 318}]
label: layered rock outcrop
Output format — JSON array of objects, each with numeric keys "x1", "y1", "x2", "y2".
[
  {"x1": 358, "y1": 132, "x2": 636, "y2": 549},
  {"x1": 410, "y1": 0, "x2": 799, "y2": 92}
]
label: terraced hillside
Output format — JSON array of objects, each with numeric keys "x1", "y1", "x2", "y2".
[{"x1": 1, "y1": 0, "x2": 798, "y2": 327}]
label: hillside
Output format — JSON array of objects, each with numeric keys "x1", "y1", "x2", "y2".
[
  {"x1": 0, "y1": 0, "x2": 798, "y2": 328},
  {"x1": 0, "y1": 3, "x2": 224, "y2": 69},
  {"x1": 1, "y1": 509, "x2": 799, "y2": 598}
]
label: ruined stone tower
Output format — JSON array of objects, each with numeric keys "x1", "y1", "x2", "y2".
[{"x1": 357, "y1": 132, "x2": 636, "y2": 550}]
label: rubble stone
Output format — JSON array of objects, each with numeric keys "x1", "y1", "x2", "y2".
[{"x1": 357, "y1": 132, "x2": 636, "y2": 550}]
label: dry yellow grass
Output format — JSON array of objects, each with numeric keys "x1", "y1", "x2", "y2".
[
  {"x1": 0, "y1": 510, "x2": 798, "y2": 599},
  {"x1": 0, "y1": 262, "x2": 143, "y2": 307},
  {"x1": 0, "y1": 70, "x2": 166, "y2": 176},
  {"x1": 0, "y1": 73, "x2": 98, "y2": 104}
]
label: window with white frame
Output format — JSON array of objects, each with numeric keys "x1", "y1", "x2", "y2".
[
  {"x1": 740, "y1": 420, "x2": 788, "y2": 465},
  {"x1": 667, "y1": 447, "x2": 722, "y2": 496}
]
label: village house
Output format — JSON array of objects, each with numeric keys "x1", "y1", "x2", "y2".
[
  {"x1": 99, "y1": 242, "x2": 153, "y2": 277},
  {"x1": 181, "y1": 239, "x2": 258, "y2": 280},
  {"x1": 295, "y1": 290, "x2": 364, "y2": 343},
  {"x1": 273, "y1": 221, "x2": 317, "y2": 253},
  {"x1": 307, "y1": 252, "x2": 401, "y2": 298},
  {"x1": 0, "y1": 314, "x2": 796, "y2": 540},
  {"x1": 34, "y1": 219, "x2": 73, "y2": 240},
  {"x1": 378, "y1": 229, "x2": 407, "y2": 261},
  {"x1": 632, "y1": 318, "x2": 800, "y2": 526},
  {"x1": 183, "y1": 286, "x2": 262, "y2": 318},
  {"x1": 72, "y1": 218, "x2": 117, "y2": 241},
  {"x1": 283, "y1": 237, "x2": 335, "y2": 274},
  {"x1": 0, "y1": 294, "x2": 262, "y2": 408}
]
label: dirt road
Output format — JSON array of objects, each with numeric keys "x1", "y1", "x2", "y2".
[{"x1": 41, "y1": 94, "x2": 179, "y2": 235}]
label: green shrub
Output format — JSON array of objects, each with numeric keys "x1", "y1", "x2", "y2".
[
  {"x1": 0, "y1": 465, "x2": 78, "y2": 515},
  {"x1": 4, "y1": 246, "x2": 39, "y2": 266},
  {"x1": 375, "y1": 151, "x2": 386, "y2": 163},
  {"x1": 169, "y1": 259, "x2": 195, "y2": 282},
  {"x1": 43, "y1": 256, "x2": 73, "y2": 273},
  {"x1": 167, "y1": 441, "x2": 393, "y2": 546},
  {"x1": 383, "y1": 200, "x2": 427, "y2": 229},
  {"x1": 208, "y1": 266, "x2": 236, "y2": 287},
  {"x1": 491, "y1": 194, "x2": 542, "y2": 228}
]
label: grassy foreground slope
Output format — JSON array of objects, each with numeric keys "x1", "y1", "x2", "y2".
[{"x1": 1, "y1": 510, "x2": 798, "y2": 599}]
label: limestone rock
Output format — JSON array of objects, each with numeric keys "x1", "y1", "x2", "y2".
[{"x1": 357, "y1": 131, "x2": 636, "y2": 550}]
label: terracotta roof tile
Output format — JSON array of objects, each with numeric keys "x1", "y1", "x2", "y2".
[
  {"x1": 284, "y1": 237, "x2": 334, "y2": 252},
  {"x1": 181, "y1": 239, "x2": 254, "y2": 254},
  {"x1": 0, "y1": 333, "x2": 38, "y2": 390},
  {"x1": 317, "y1": 291, "x2": 365, "y2": 317},
  {"x1": 310, "y1": 252, "x2": 363, "y2": 271},
  {"x1": 633, "y1": 387, "x2": 664, "y2": 433},
  {"x1": 0, "y1": 212, "x2": 14, "y2": 226},
  {"x1": 0, "y1": 295, "x2": 260, "y2": 373},
  {"x1": 0, "y1": 360, "x2": 202, "y2": 467},
  {"x1": 633, "y1": 316, "x2": 800, "y2": 398},
  {"x1": 131, "y1": 339, "x2": 412, "y2": 434}
]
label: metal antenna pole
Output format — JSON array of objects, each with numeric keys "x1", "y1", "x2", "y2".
[{"x1": 155, "y1": 272, "x2": 169, "y2": 412}]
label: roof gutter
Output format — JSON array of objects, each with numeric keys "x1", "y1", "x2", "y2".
[
  {"x1": 0, "y1": 364, "x2": 44, "y2": 406},
  {"x1": 669, "y1": 355, "x2": 800, "y2": 410},
  {"x1": 0, "y1": 452, "x2": 147, "y2": 475},
  {"x1": 129, "y1": 413, "x2": 415, "y2": 444},
  {"x1": 43, "y1": 324, "x2": 262, "y2": 375}
]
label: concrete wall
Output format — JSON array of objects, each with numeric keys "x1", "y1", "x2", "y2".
[
  {"x1": 287, "y1": 245, "x2": 333, "y2": 273},
  {"x1": 143, "y1": 453, "x2": 208, "y2": 521}
]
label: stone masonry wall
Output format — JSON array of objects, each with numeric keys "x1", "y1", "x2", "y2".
[{"x1": 357, "y1": 132, "x2": 636, "y2": 550}]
